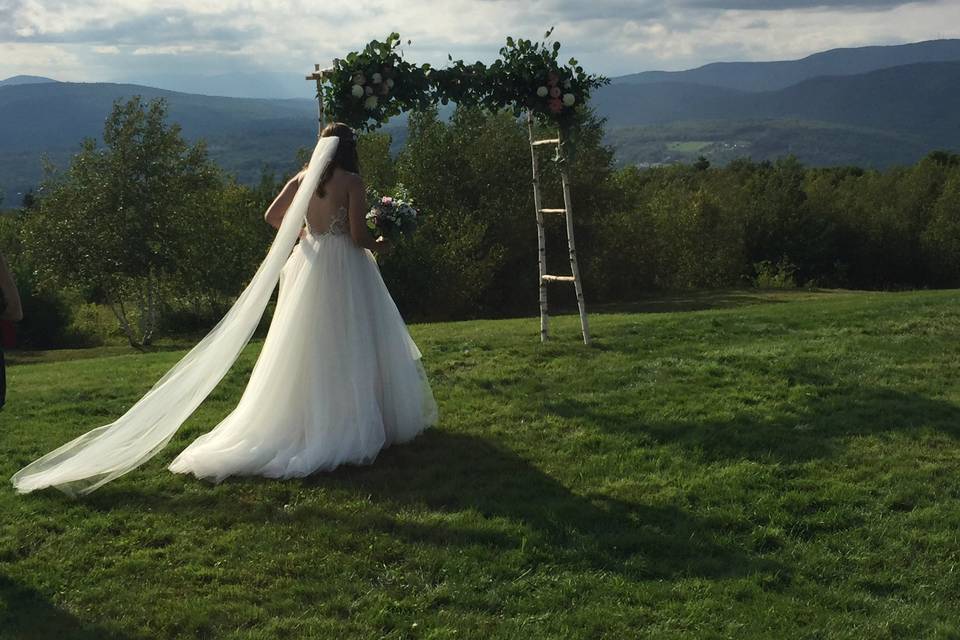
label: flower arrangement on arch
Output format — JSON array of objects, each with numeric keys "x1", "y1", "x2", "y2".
[
  {"x1": 324, "y1": 30, "x2": 607, "y2": 134},
  {"x1": 438, "y1": 28, "x2": 609, "y2": 133},
  {"x1": 320, "y1": 33, "x2": 432, "y2": 132},
  {"x1": 487, "y1": 29, "x2": 609, "y2": 131}
]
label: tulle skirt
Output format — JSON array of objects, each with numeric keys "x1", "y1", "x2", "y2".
[{"x1": 168, "y1": 232, "x2": 438, "y2": 483}]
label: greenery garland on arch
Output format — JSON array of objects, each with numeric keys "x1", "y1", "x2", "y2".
[
  {"x1": 318, "y1": 29, "x2": 609, "y2": 134},
  {"x1": 320, "y1": 33, "x2": 433, "y2": 132}
]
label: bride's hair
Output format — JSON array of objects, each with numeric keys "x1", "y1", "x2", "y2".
[{"x1": 316, "y1": 122, "x2": 360, "y2": 198}]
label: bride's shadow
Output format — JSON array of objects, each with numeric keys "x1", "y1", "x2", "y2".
[
  {"x1": 0, "y1": 575, "x2": 142, "y2": 640},
  {"x1": 86, "y1": 431, "x2": 780, "y2": 583},
  {"x1": 308, "y1": 432, "x2": 780, "y2": 581}
]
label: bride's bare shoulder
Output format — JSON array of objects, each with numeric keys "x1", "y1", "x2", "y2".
[
  {"x1": 333, "y1": 166, "x2": 360, "y2": 178},
  {"x1": 331, "y1": 167, "x2": 363, "y2": 186}
]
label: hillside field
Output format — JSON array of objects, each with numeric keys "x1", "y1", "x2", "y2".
[{"x1": 2, "y1": 289, "x2": 960, "y2": 639}]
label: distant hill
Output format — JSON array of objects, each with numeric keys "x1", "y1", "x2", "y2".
[
  {"x1": 605, "y1": 119, "x2": 933, "y2": 169},
  {"x1": 596, "y1": 61, "x2": 960, "y2": 138},
  {"x1": 0, "y1": 81, "x2": 318, "y2": 153},
  {"x1": 0, "y1": 81, "x2": 323, "y2": 201},
  {"x1": 613, "y1": 39, "x2": 960, "y2": 92},
  {"x1": 109, "y1": 71, "x2": 315, "y2": 100},
  {"x1": 0, "y1": 75, "x2": 59, "y2": 87},
  {"x1": 3, "y1": 45, "x2": 960, "y2": 201},
  {"x1": 599, "y1": 60, "x2": 960, "y2": 168},
  {"x1": 0, "y1": 81, "x2": 412, "y2": 203}
]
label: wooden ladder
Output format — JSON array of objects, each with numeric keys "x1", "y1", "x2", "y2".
[{"x1": 526, "y1": 112, "x2": 591, "y2": 345}]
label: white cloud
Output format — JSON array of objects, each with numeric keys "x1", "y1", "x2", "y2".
[
  {"x1": 0, "y1": 0, "x2": 958, "y2": 83},
  {"x1": 0, "y1": 42, "x2": 82, "y2": 78},
  {"x1": 132, "y1": 45, "x2": 199, "y2": 56}
]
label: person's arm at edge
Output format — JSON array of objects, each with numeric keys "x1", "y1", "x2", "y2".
[{"x1": 0, "y1": 253, "x2": 23, "y2": 322}]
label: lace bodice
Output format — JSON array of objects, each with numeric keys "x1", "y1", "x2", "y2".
[{"x1": 306, "y1": 205, "x2": 349, "y2": 237}]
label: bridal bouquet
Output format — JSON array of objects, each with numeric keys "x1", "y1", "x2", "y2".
[{"x1": 366, "y1": 188, "x2": 420, "y2": 242}]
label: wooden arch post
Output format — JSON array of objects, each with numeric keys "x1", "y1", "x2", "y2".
[{"x1": 305, "y1": 63, "x2": 335, "y2": 137}]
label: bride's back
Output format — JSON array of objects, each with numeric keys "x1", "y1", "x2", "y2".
[{"x1": 303, "y1": 167, "x2": 358, "y2": 235}]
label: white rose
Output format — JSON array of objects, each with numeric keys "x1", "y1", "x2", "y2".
[
  {"x1": 562, "y1": 93, "x2": 576, "y2": 106},
  {"x1": 365, "y1": 85, "x2": 374, "y2": 96},
  {"x1": 351, "y1": 84, "x2": 364, "y2": 98},
  {"x1": 536, "y1": 86, "x2": 548, "y2": 98},
  {"x1": 372, "y1": 72, "x2": 383, "y2": 84},
  {"x1": 364, "y1": 95, "x2": 378, "y2": 110},
  {"x1": 353, "y1": 73, "x2": 365, "y2": 85},
  {"x1": 386, "y1": 78, "x2": 395, "y2": 88}
]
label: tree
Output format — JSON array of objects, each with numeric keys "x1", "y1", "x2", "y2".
[{"x1": 24, "y1": 96, "x2": 219, "y2": 348}]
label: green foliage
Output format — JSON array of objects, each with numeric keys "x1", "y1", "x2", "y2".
[
  {"x1": 4, "y1": 290, "x2": 960, "y2": 637},
  {"x1": 437, "y1": 28, "x2": 609, "y2": 132},
  {"x1": 384, "y1": 109, "x2": 519, "y2": 318},
  {"x1": 322, "y1": 31, "x2": 608, "y2": 134},
  {"x1": 356, "y1": 132, "x2": 397, "y2": 195},
  {"x1": 921, "y1": 172, "x2": 960, "y2": 284},
  {"x1": 174, "y1": 174, "x2": 276, "y2": 313},
  {"x1": 23, "y1": 96, "x2": 220, "y2": 347},
  {"x1": 753, "y1": 258, "x2": 798, "y2": 289},
  {"x1": 585, "y1": 150, "x2": 960, "y2": 298},
  {"x1": 320, "y1": 33, "x2": 433, "y2": 132}
]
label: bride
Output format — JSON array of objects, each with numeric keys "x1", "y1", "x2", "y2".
[{"x1": 11, "y1": 123, "x2": 438, "y2": 495}]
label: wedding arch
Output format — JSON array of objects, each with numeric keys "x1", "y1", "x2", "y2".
[{"x1": 305, "y1": 31, "x2": 608, "y2": 345}]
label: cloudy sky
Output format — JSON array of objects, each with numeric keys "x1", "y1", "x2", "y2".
[{"x1": 2, "y1": 0, "x2": 959, "y2": 97}]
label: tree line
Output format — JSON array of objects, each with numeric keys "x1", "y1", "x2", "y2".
[{"x1": 1, "y1": 96, "x2": 959, "y2": 349}]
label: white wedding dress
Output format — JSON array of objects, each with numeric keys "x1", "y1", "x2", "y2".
[
  {"x1": 11, "y1": 136, "x2": 437, "y2": 496},
  {"x1": 168, "y1": 205, "x2": 437, "y2": 482}
]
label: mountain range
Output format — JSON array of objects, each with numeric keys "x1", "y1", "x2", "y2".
[
  {"x1": 0, "y1": 75, "x2": 58, "y2": 87},
  {"x1": 2, "y1": 39, "x2": 960, "y2": 204},
  {"x1": 613, "y1": 38, "x2": 960, "y2": 91}
]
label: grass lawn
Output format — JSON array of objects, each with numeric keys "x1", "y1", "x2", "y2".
[{"x1": 2, "y1": 289, "x2": 960, "y2": 639}]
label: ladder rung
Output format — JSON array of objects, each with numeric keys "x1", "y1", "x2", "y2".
[
  {"x1": 542, "y1": 275, "x2": 575, "y2": 282},
  {"x1": 539, "y1": 208, "x2": 566, "y2": 214},
  {"x1": 531, "y1": 139, "x2": 561, "y2": 146}
]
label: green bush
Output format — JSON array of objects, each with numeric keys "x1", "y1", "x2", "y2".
[{"x1": 753, "y1": 258, "x2": 798, "y2": 289}]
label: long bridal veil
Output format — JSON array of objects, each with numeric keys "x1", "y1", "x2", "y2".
[{"x1": 11, "y1": 136, "x2": 340, "y2": 497}]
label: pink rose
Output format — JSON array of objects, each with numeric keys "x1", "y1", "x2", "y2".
[
  {"x1": 547, "y1": 72, "x2": 560, "y2": 86},
  {"x1": 549, "y1": 86, "x2": 561, "y2": 98},
  {"x1": 382, "y1": 196, "x2": 393, "y2": 205},
  {"x1": 548, "y1": 98, "x2": 563, "y2": 114}
]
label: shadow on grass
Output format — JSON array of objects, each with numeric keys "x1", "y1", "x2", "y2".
[
  {"x1": 0, "y1": 575, "x2": 142, "y2": 640},
  {"x1": 80, "y1": 432, "x2": 781, "y2": 585},
  {"x1": 545, "y1": 386, "x2": 960, "y2": 464},
  {"x1": 316, "y1": 433, "x2": 779, "y2": 581}
]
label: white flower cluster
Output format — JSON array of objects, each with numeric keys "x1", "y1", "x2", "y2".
[
  {"x1": 350, "y1": 71, "x2": 396, "y2": 111},
  {"x1": 536, "y1": 77, "x2": 576, "y2": 108}
]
